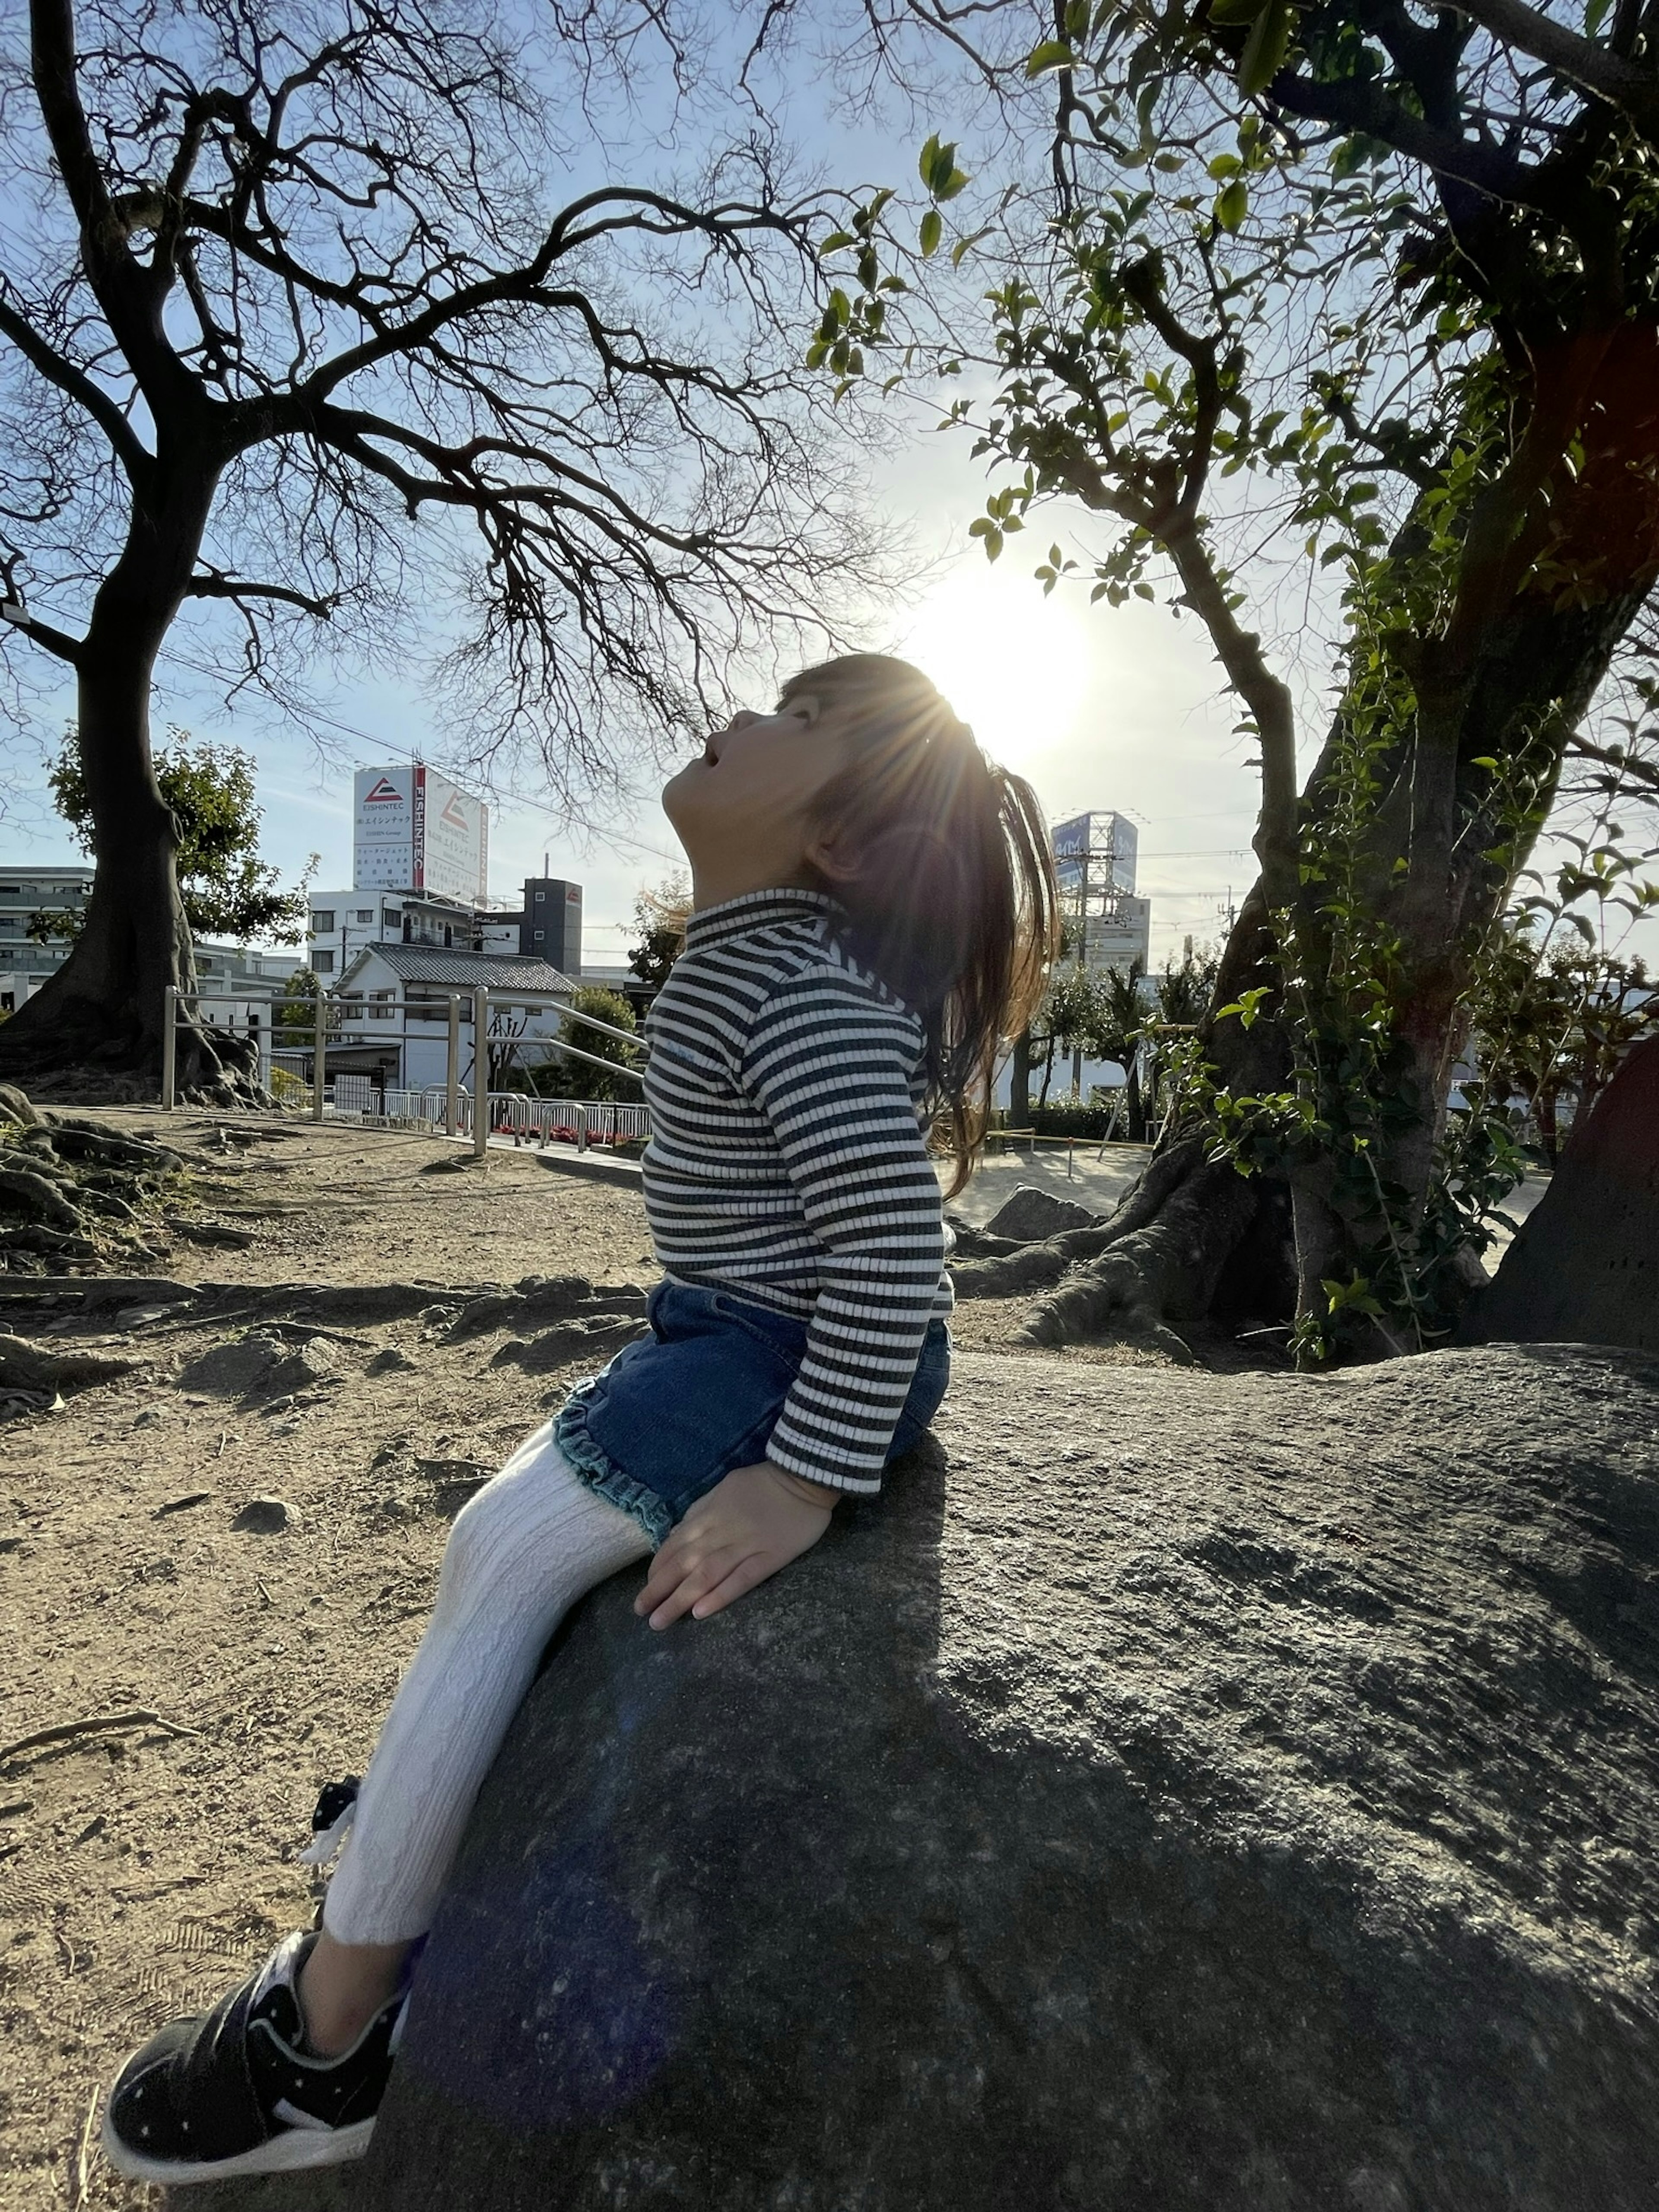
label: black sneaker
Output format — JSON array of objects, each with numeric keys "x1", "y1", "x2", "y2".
[{"x1": 101, "y1": 1929, "x2": 405, "y2": 2185}]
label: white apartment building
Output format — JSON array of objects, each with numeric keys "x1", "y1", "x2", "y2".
[
  {"x1": 326, "y1": 943, "x2": 575, "y2": 1094},
  {"x1": 304, "y1": 888, "x2": 500, "y2": 978}
]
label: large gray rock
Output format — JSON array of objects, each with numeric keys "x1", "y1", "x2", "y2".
[
  {"x1": 1467, "y1": 1034, "x2": 1658, "y2": 1353},
  {"x1": 981, "y1": 1182, "x2": 1098, "y2": 1241},
  {"x1": 190, "y1": 1343, "x2": 1659, "y2": 2212}
]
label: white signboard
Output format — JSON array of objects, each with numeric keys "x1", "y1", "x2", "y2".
[
  {"x1": 352, "y1": 765, "x2": 487, "y2": 899},
  {"x1": 420, "y1": 771, "x2": 488, "y2": 903},
  {"x1": 353, "y1": 768, "x2": 414, "y2": 890}
]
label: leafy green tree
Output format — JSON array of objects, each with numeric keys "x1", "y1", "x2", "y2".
[
  {"x1": 823, "y1": 0, "x2": 1659, "y2": 1359},
  {"x1": 274, "y1": 968, "x2": 335, "y2": 1039},
  {"x1": 627, "y1": 880, "x2": 691, "y2": 993},
  {"x1": 544, "y1": 986, "x2": 643, "y2": 1104},
  {"x1": 1091, "y1": 960, "x2": 1149, "y2": 1138},
  {"x1": 1032, "y1": 963, "x2": 1104, "y2": 1106},
  {"x1": 1154, "y1": 953, "x2": 1221, "y2": 1033},
  {"x1": 40, "y1": 729, "x2": 314, "y2": 948},
  {"x1": 1470, "y1": 929, "x2": 1656, "y2": 1164}
]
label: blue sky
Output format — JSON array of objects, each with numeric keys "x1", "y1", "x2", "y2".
[{"x1": 0, "y1": 7, "x2": 1648, "y2": 980}]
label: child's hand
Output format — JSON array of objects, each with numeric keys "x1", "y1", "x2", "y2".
[{"x1": 634, "y1": 1461, "x2": 838, "y2": 1630}]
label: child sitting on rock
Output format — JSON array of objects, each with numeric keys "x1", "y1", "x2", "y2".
[{"x1": 102, "y1": 653, "x2": 1058, "y2": 2186}]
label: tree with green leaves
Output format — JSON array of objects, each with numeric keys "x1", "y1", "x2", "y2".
[
  {"x1": 274, "y1": 968, "x2": 326, "y2": 1040},
  {"x1": 1093, "y1": 960, "x2": 1150, "y2": 1136},
  {"x1": 1033, "y1": 963, "x2": 1104, "y2": 1106},
  {"x1": 1469, "y1": 925, "x2": 1656, "y2": 1161},
  {"x1": 818, "y1": 0, "x2": 1659, "y2": 1359},
  {"x1": 37, "y1": 728, "x2": 314, "y2": 950},
  {"x1": 627, "y1": 880, "x2": 691, "y2": 994},
  {"x1": 546, "y1": 987, "x2": 643, "y2": 1105}
]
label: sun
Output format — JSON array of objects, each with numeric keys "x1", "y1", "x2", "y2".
[{"x1": 893, "y1": 562, "x2": 1091, "y2": 772}]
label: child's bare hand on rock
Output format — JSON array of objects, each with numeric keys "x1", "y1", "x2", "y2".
[{"x1": 635, "y1": 1462, "x2": 837, "y2": 1630}]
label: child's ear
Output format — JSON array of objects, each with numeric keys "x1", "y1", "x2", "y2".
[{"x1": 804, "y1": 831, "x2": 861, "y2": 886}]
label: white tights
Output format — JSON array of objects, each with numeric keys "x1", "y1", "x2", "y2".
[{"x1": 317, "y1": 1423, "x2": 651, "y2": 1947}]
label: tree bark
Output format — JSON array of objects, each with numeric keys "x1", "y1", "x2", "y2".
[
  {"x1": 0, "y1": 466, "x2": 252, "y2": 1100},
  {"x1": 1461, "y1": 1033, "x2": 1659, "y2": 1353},
  {"x1": 1008, "y1": 1029, "x2": 1032, "y2": 1125}
]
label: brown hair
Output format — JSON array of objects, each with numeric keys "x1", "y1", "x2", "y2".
[{"x1": 780, "y1": 653, "x2": 1060, "y2": 1195}]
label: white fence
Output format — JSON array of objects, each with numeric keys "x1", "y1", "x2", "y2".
[
  {"x1": 174, "y1": 984, "x2": 647, "y2": 1160},
  {"x1": 484, "y1": 1094, "x2": 651, "y2": 1148},
  {"x1": 267, "y1": 1055, "x2": 648, "y2": 1149}
]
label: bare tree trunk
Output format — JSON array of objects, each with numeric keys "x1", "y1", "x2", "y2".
[
  {"x1": 1536, "y1": 1087, "x2": 1559, "y2": 1168},
  {"x1": 1008, "y1": 1029, "x2": 1033, "y2": 1125},
  {"x1": 0, "y1": 469, "x2": 251, "y2": 1100}
]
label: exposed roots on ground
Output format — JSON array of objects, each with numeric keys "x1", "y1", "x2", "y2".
[
  {"x1": 0, "y1": 1085, "x2": 189, "y2": 1267},
  {"x1": 951, "y1": 1141, "x2": 1295, "y2": 1363},
  {"x1": 0, "y1": 1012, "x2": 262, "y2": 1110}
]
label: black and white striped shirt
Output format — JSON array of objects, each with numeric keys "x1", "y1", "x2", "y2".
[{"x1": 641, "y1": 887, "x2": 951, "y2": 1492}]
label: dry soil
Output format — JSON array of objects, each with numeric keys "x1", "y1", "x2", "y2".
[
  {"x1": 0, "y1": 1112, "x2": 674, "y2": 2210},
  {"x1": 0, "y1": 1109, "x2": 1167, "y2": 2209}
]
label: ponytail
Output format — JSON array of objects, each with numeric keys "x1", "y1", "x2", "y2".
[{"x1": 783, "y1": 655, "x2": 1059, "y2": 1195}]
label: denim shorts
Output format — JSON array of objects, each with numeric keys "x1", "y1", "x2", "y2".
[{"x1": 553, "y1": 1278, "x2": 950, "y2": 1545}]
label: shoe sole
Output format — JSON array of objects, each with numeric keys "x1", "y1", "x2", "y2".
[{"x1": 100, "y1": 2103, "x2": 375, "y2": 2186}]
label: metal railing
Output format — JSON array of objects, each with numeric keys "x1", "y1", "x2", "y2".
[
  {"x1": 165, "y1": 981, "x2": 647, "y2": 1162},
  {"x1": 483, "y1": 1093, "x2": 650, "y2": 1150}
]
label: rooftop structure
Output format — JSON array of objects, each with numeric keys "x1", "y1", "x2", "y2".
[
  {"x1": 1050, "y1": 810, "x2": 1151, "y2": 976},
  {"x1": 309, "y1": 875, "x2": 583, "y2": 979}
]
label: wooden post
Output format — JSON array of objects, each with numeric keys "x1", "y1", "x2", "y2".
[
  {"x1": 312, "y1": 986, "x2": 327, "y2": 1122},
  {"x1": 161, "y1": 986, "x2": 178, "y2": 1111},
  {"x1": 472, "y1": 985, "x2": 489, "y2": 1160},
  {"x1": 445, "y1": 996, "x2": 461, "y2": 1138}
]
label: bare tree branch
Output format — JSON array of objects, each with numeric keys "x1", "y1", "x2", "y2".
[
  {"x1": 0, "y1": 288, "x2": 149, "y2": 484},
  {"x1": 1448, "y1": 0, "x2": 1659, "y2": 138},
  {"x1": 183, "y1": 570, "x2": 341, "y2": 620}
]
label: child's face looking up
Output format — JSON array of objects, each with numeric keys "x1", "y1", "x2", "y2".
[{"x1": 662, "y1": 691, "x2": 854, "y2": 908}]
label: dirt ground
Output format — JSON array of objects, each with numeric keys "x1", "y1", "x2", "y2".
[
  {"x1": 0, "y1": 1105, "x2": 1531, "y2": 2206},
  {"x1": 0, "y1": 1109, "x2": 1144, "y2": 2209},
  {"x1": 0, "y1": 1112, "x2": 672, "y2": 2210}
]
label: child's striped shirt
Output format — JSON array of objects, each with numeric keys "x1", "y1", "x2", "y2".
[{"x1": 640, "y1": 886, "x2": 951, "y2": 1492}]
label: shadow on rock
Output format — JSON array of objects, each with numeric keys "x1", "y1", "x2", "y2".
[{"x1": 178, "y1": 1345, "x2": 1659, "y2": 2212}]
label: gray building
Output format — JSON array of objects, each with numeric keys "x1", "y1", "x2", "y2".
[
  {"x1": 0, "y1": 863, "x2": 302, "y2": 1019},
  {"x1": 515, "y1": 877, "x2": 583, "y2": 972},
  {"x1": 0, "y1": 863, "x2": 95, "y2": 1007}
]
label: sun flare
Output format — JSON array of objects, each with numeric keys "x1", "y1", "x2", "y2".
[{"x1": 894, "y1": 564, "x2": 1091, "y2": 773}]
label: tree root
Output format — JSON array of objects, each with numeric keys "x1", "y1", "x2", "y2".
[
  {"x1": 0, "y1": 1708, "x2": 198, "y2": 1768},
  {"x1": 0, "y1": 1226, "x2": 101, "y2": 1260},
  {"x1": 950, "y1": 1143, "x2": 1210, "y2": 1301},
  {"x1": 0, "y1": 1013, "x2": 261, "y2": 1109},
  {"x1": 952, "y1": 1141, "x2": 1293, "y2": 1362},
  {"x1": 1017, "y1": 1154, "x2": 1262, "y2": 1357},
  {"x1": 0, "y1": 1087, "x2": 183, "y2": 1265},
  {"x1": 0, "y1": 1166, "x2": 88, "y2": 1233},
  {"x1": 0, "y1": 1332, "x2": 145, "y2": 1394}
]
